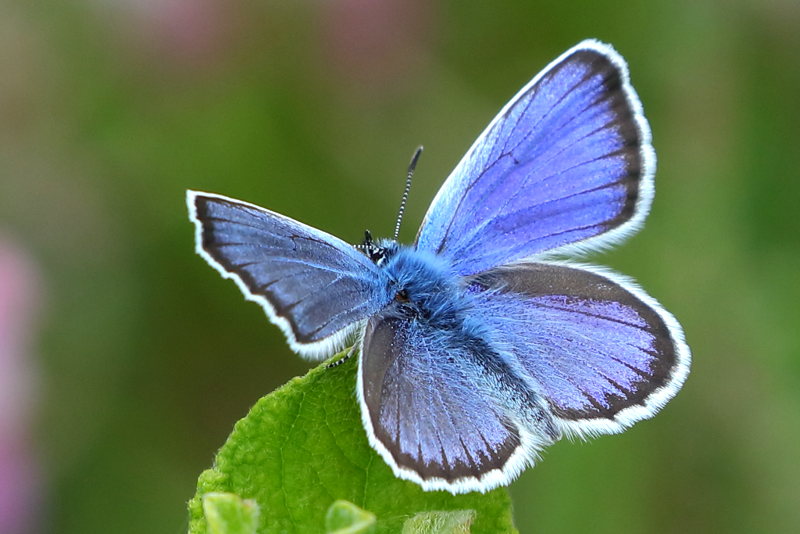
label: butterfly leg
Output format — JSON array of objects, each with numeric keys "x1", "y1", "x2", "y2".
[{"x1": 326, "y1": 344, "x2": 357, "y2": 369}]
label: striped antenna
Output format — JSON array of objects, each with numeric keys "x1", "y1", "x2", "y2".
[{"x1": 393, "y1": 146, "x2": 423, "y2": 241}]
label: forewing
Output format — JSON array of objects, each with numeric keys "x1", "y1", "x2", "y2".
[
  {"x1": 358, "y1": 309, "x2": 559, "y2": 494},
  {"x1": 469, "y1": 262, "x2": 690, "y2": 437},
  {"x1": 416, "y1": 40, "x2": 655, "y2": 275},
  {"x1": 188, "y1": 191, "x2": 392, "y2": 359}
]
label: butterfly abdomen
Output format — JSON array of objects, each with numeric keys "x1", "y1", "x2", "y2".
[{"x1": 380, "y1": 249, "x2": 554, "y2": 415}]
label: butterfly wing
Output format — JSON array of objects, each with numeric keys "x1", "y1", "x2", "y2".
[
  {"x1": 468, "y1": 262, "x2": 690, "y2": 437},
  {"x1": 416, "y1": 40, "x2": 655, "y2": 276},
  {"x1": 358, "y1": 305, "x2": 561, "y2": 494},
  {"x1": 188, "y1": 191, "x2": 393, "y2": 360}
]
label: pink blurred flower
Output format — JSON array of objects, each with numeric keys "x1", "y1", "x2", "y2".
[
  {"x1": 321, "y1": 0, "x2": 434, "y2": 93},
  {"x1": 0, "y1": 237, "x2": 42, "y2": 534},
  {"x1": 95, "y1": 0, "x2": 237, "y2": 69}
]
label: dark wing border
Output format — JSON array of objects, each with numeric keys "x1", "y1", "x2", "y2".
[
  {"x1": 470, "y1": 260, "x2": 690, "y2": 438},
  {"x1": 415, "y1": 39, "x2": 656, "y2": 272},
  {"x1": 188, "y1": 190, "x2": 384, "y2": 360},
  {"x1": 357, "y1": 312, "x2": 560, "y2": 494}
]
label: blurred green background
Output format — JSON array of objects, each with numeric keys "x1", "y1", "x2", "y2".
[{"x1": 1, "y1": 0, "x2": 798, "y2": 532}]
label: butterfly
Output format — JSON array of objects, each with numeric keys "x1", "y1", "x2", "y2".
[{"x1": 187, "y1": 39, "x2": 690, "y2": 494}]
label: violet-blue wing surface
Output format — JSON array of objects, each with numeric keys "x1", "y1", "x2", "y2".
[
  {"x1": 468, "y1": 262, "x2": 690, "y2": 435},
  {"x1": 359, "y1": 308, "x2": 559, "y2": 492},
  {"x1": 188, "y1": 192, "x2": 393, "y2": 358},
  {"x1": 416, "y1": 41, "x2": 654, "y2": 276}
]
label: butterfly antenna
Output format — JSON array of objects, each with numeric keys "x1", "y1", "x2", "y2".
[{"x1": 393, "y1": 146, "x2": 423, "y2": 241}]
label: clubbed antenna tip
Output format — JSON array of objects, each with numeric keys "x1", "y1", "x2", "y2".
[{"x1": 393, "y1": 146, "x2": 423, "y2": 241}]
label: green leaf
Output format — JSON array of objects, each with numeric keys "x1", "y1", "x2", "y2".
[
  {"x1": 187, "y1": 354, "x2": 517, "y2": 533},
  {"x1": 402, "y1": 510, "x2": 476, "y2": 534},
  {"x1": 202, "y1": 492, "x2": 259, "y2": 534},
  {"x1": 325, "y1": 500, "x2": 376, "y2": 534}
]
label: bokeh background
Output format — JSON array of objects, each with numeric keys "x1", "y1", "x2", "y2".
[{"x1": 1, "y1": 0, "x2": 799, "y2": 532}]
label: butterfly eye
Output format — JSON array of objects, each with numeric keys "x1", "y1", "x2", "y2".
[{"x1": 394, "y1": 289, "x2": 410, "y2": 302}]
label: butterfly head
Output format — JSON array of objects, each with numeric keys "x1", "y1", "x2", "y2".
[{"x1": 357, "y1": 230, "x2": 399, "y2": 267}]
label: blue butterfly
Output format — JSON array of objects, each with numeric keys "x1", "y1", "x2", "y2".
[{"x1": 187, "y1": 39, "x2": 690, "y2": 494}]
